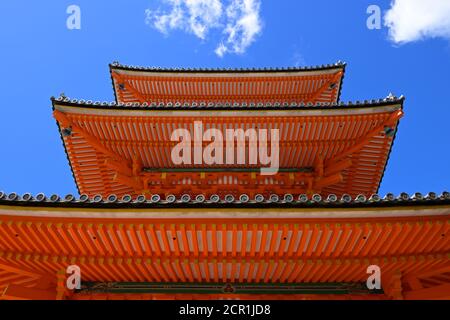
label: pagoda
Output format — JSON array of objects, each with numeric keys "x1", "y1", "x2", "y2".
[{"x1": 0, "y1": 61, "x2": 449, "y2": 300}]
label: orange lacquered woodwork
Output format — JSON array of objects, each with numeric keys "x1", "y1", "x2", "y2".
[
  {"x1": 0, "y1": 206, "x2": 449, "y2": 300},
  {"x1": 3, "y1": 63, "x2": 446, "y2": 300},
  {"x1": 52, "y1": 102, "x2": 403, "y2": 198},
  {"x1": 110, "y1": 66, "x2": 344, "y2": 105}
]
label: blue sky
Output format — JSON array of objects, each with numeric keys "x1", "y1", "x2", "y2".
[{"x1": 0, "y1": 0, "x2": 449, "y2": 196}]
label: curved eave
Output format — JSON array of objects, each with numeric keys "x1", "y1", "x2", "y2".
[
  {"x1": 376, "y1": 112, "x2": 401, "y2": 195},
  {"x1": 54, "y1": 116, "x2": 82, "y2": 197},
  {"x1": 51, "y1": 96, "x2": 404, "y2": 113},
  {"x1": 337, "y1": 62, "x2": 346, "y2": 103},
  {"x1": 1, "y1": 194, "x2": 449, "y2": 215},
  {"x1": 109, "y1": 61, "x2": 346, "y2": 74}
]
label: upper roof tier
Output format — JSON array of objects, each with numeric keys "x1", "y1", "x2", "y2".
[{"x1": 109, "y1": 61, "x2": 346, "y2": 106}]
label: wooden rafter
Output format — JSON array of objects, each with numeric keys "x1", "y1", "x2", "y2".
[
  {"x1": 0, "y1": 262, "x2": 42, "y2": 279},
  {"x1": 111, "y1": 72, "x2": 147, "y2": 104},
  {"x1": 53, "y1": 110, "x2": 145, "y2": 192},
  {"x1": 1, "y1": 285, "x2": 56, "y2": 300},
  {"x1": 325, "y1": 110, "x2": 403, "y2": 166},
  {"x1": 0, "y1": 215, "x2": 447, "y2": 261},
  {"x1": 404, "y1": 284, "x2": 450, "y2": 300},
  {"x1": 307, "y1": 72, "x2": 343, "y2": 103}
]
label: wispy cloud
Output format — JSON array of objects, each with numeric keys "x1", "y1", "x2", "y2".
[
  {"x1": 145, "y1": 0, "x2": 263, "y2": 57},
  {"x1": 145, "y1": 0, "x2": 223, "y2": 40},
  {"x1": 215, "y1": 0, "x2": 262, "y2": 57},
  {"x1": 384, "y1": 0, "x2": 450, "y2": 43},
  {"x1": 291, "y1": 46, "x2": 305, "y2": 67}
]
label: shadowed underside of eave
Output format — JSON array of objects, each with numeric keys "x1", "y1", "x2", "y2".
[
  {"x1": 0, "y1": 201, "x2": 448, "y2": 300},
  {"x1": 51, "y1": 100, "x2": 404, "y2": 199},
  {"x1": 109, "y1": 62, "x2": 346, "y2": 105}
]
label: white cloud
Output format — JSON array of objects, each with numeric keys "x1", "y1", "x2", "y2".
[
  {"x1": 145, "y1": 0, "x2": 262, "y2": 56},
  {"x1": 292, "y1": 51, "x2": 305, "y2": 67},
  {"x1": 214, "y1": 42, "x2": 228, "y2": 57},
  {"x1": 145, "y1": 0, "x2": 223, "y2": 39},
  {"x1": 216, "y1": 0, "x2": 262, "y2": 56},
  {"x1": 384, "y1": 0, "x2": 450, "y2": 43}
]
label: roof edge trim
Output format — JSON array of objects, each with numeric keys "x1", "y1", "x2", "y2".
[
  {"x1": 50, "y1": 95, "x2": 405, "y2": 111},
  {"x1": 108, "y1": 61, "x2": 347, "y2": 74},
  {"x1": 1, "y1": 191, "x2": 448, "y2": 210}
]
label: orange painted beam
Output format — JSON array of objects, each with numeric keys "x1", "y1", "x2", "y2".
[
  {"x1": 404, "y1": 284, "x2": 450, "y2": 300},
  {"x1": 327, "y1": 110, "x2": 403, "y2": 165},
  {"x1": 1, "y1": 284, "x2": 56, "y2": 300}
]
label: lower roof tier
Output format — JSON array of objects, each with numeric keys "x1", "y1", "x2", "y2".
[
  {"x1": 0, "y1": 197, "x2": 449, "y2": 300},
  {"x1": 52, "y1": 97, "x2": 404, "y2": 199}
]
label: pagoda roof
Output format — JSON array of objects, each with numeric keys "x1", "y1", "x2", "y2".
[
  {"x1": 109, "y1": 61, "x2": 346, "y2": 106},
  {"x1": 52, "y1": 96, "x2": 404, "y2": 199},
  {"x1": 1, "y1": 193, "x2": 449, "y2": 300}
]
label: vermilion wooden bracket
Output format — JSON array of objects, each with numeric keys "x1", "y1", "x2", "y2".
[
  {"x1": 53, "y1": 110, "x2": 146, "y2": 192},
  {"x1": 112, "y1": 72, "x2": 147, "y2": 104},
  {"x1": 307, "y1": 72, "x2": 343, "y2": 103},
  {"x1": 326, "y1": 110, "x2": 403, "y2": 166}
]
